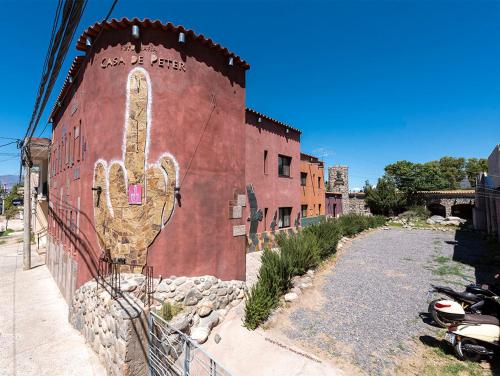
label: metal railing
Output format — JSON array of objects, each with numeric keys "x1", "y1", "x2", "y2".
[
  {"x1": 97, "y1": 254, "x2": 154, "y2": 304},
  {"x1": 149, "y1": 312, "x2": 233, "y2": 376}
]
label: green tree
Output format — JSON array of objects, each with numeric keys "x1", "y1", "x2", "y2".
[
  {"x1": 385, "y1": 157, "x2": 481, "y2": 192},
  {"x1": 4, "y1": 206, "x2": 18, "y2": 230},
  {"x1": 465, "y1": 158, "x2": 488, "y2": 187},
  {"x1": 437, "y1": 156, "x2": 465, "y2": 189},
  {"x1": 3, "y1": 184, "x2": 21, "y2": 230},
  {"x1": 365, "y1": 176, "x2": 405, "y2": 216}
]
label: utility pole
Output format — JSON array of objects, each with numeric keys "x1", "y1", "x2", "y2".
[{"x1": 23, "y1": 161, "x2": 31, "y2": 270}]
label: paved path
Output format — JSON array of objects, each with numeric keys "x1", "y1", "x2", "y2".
[
  {"x1": 202, "y1": 302, "x2": 344, "y2": 376},
  {"x1": 281, "y1": 228, "x2": 486, "y2": 375},
  {"x1": 0, "y1": 236, "x2": 106, "y2": 376}
]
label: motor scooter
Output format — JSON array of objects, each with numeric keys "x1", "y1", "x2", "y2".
[
  {"x1": 441, "y1": 296, "x2": 500, "y2": 361},
  {"x1": 428, "y1": 282, "x2": 499, "y2": 327}
]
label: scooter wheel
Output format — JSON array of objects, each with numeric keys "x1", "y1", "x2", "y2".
[
  {"x1": 428, "y1": 299, "x2": 449, "y2": 328},
  {"x1": 454, "y1": 338, "x2": 482, "y2": 362}
]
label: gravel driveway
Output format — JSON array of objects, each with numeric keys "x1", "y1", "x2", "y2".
[{"x1": 282, "y1": 228, "x2": 489, "y2": 375}]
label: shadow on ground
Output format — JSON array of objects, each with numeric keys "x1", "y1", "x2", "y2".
[
  {"x1": 452, "y1": 229, "x2": 499, "y2": 284},
  {"x1": 422, "y1": 228, "x2": 500, "y2": 374}
]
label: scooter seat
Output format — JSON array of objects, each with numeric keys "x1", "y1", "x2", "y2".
[
  {"x1": 462, "y1": 314, "x2": 499, "y2": 326},
  {"x1": 455, "y1": 291, "x2": 482, "y2": 304}
]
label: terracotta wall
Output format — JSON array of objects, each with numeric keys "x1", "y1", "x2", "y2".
[
  {"x1": 244, "y1": 111, "x2": 301, "y2": 237},
  {"x1": 300, "y1": 155, "x2": 325, "y2": 217},
  {"x1": 49, "y1": 26, "x2": 248, "y2": 288}
]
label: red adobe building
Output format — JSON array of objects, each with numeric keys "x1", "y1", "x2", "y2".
[
  {"x1": 245, "y1": 109, "x2": 301, "y2": 252},
  {"x1": 46, "y1": 18, "x2": 302, "y2": 301}
]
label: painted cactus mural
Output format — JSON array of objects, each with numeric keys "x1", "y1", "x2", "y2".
[{"x1": 93, "y1": 67, "x2": 178, "y2": 272}]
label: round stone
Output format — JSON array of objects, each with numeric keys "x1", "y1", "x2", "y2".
[
  {"x1": 174, "y1": 277, "x2": 187, "y2": 286},
  {"x1": 190, "y1": 327, "x2": 210, "y2": 344},
  {"x1": 197, "y1": 301, "x2": 214, "y2": 318},
  {"x1": 184, "y1": 289, "x2": 203, "y2": 306},
  {"x1": 284, "y1": 292, "x2": 298, "y2": 302}
]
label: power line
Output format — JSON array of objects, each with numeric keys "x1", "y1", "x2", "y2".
[
  {"x1": 25, "y1": 0, "x2": 67, "y2": 140},
  {"x1": 0, "y1": 141, "x2": 19, "y2": 148},
  {"x1": 27, "y1": 0, "x2": 88, "y2": 142},
  {"x1": 38, "y1": 0, "x2": 119, "y2": 140}
]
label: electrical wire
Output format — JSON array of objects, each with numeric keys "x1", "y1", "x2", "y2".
[
  {"x1": 27, "y1": 0, "x2": 88, "y2": 141},
  {"x1": 38, "y1": 0, "x2": 119, "y2": 139},
  {"x1": 25, "y1": 0, "x2": 66, "y2": 140},
  {"x1": 0, "y1": 141, "x2": 19, "y2": 148}
]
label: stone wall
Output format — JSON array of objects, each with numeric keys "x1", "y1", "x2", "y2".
[
  {"x1": 69, "y1": 278, "x2": 149, "y2": 376},
  {"x1": 69, "y1": 273, "x2": 246, "y2": 375},
  {"x1": 345, "y1": 194, "x2": 371, "y2": 215}
]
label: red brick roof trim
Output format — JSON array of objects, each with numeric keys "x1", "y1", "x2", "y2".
[
  {"x1": 246, "y1": 108, "x2": 301, "y2": 134},
  {"x1": 416, "y1": 190, "x2": 475, "y2": 194},
  {"x1": 76, "y1": 18, "x2": 249, "y2": 69}
]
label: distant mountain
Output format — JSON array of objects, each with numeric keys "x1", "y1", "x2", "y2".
[{"x1": 0, "y1": 175, "x2": 20, "y2": 191}]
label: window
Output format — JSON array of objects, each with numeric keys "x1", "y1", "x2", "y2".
[
  {"x1": 264, "y1": 150, "x2": 268, "y2": 174},
  {"x1": 59, "y1": 141, "x2": 62, "y2": 172},
  {"x1": 76, "y1": 121, "x2": 81, "y2": 162},
  {"x1": 264, "y1": 208, "x2": 268, "y2": 230},
  {"x1": 64, "y1": 135, "x2": 68, "y2": 166},
  {"x1": 301, "y1": 205, "x2": 308, "y2": 218},
  {"x1": 278, "y1": 207, "x2": 292, "y2": 228},
  {"x1": 278, "y1": 155, "x2": 291, "y2": 177},
  {"x1": 301, "y1": 172, "x2": 307, "y2": 186},
  {"x1": 318, "y1": 204, "x2": 322, "y2": 214},
  {"x1": 318, "y1": 176, "x2": 321, "y2": 189},
  {"x1": 51, "y1": 151, "x2": 55, "y2": 176},
  {"x1": 71, "y1": 127, "x2": 76, "y2": 165},
  {"x1": 67, "y1": 132, "x2": 71, "y2": 166}
]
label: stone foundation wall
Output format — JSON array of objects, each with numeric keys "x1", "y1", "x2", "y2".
[
  {"x1": 69, "y1": 274, "x2": 246, "y2": 375},
  {"x1": 69, "y1": 278, "x2": 149, "y2": 376},
  {"x1": 150, "y1": 275, "x2": 246, "y2": 343}
]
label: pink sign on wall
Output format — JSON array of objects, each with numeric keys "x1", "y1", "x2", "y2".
[{"x1": 128, "y1": 184, "x2": 142, "y2": 205}]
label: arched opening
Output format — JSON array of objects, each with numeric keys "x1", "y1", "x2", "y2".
[
  {"x1": 451, "y1": 204, "x2": 473, "y2": 220},
  {"x1": 427, "y1": 202, "x2": 446, "y2": 217}
]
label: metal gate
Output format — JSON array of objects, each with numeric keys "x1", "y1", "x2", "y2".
[{"x1": 148, "y1": 312, "x2": 233, "y2": 376}]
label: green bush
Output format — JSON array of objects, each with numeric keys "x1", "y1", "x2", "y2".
[
  {"x1": 157, "y1": 301, "x2": 182, "y2": 321},
  {"x1": 401, "y1": 205, "x2": 430, "y2": 220},
  {"x1": 0, "y1": 229, "x2": 13, "y2": 237},
  {"x1": 243, "y1": 248, "x2": 293, "y2": 329},
  {"x1": 303, "y1": 220, "x2": 342, "y2": 259},
  {"x1": 244, "y1": 214, "x2": 386, "y2": 329},
  {"x1": 277, "y1": 231, "x2": 321, "y2": 276},
  {"x1": 258, "y1": 247, "x2": 292, "y2": 297},
  {"x1": 244, "y1": 281, "x2": 279, "y2": 330}
]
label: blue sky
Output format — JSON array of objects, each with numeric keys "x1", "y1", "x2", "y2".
[{"x1": 1, "y1": 0, "x2": 499, "y2": 188}]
